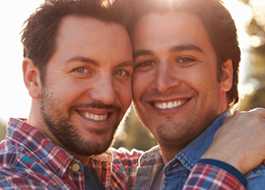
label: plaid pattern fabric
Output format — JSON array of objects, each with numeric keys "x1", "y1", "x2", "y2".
[
  {"x1": 183, "y1": 163, "x2": 245, "y2": 190},
  {"x1": 0, "y1": 118, "x2": 81, "y2": 189},
  {"x1": 133, "y1": 146, "x2": 164, "y2": 189},
  {"x1": 87, "y1": 147, "x2": 142, "y2": 189},
  {"x1": 0, "y1": 118, "x2": 245, "y2": 190},
  {"x1": 0, "y1": 118, "x2": 142, "y2": 190}
]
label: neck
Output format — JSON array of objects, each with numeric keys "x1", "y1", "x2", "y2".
[{"x1": 159, "y1": 145, "x2": 182, "y2": 163}]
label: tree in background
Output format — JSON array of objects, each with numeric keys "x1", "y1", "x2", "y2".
[{"x1": 239, "y1": 0, "x2": 265, "y2": 110}]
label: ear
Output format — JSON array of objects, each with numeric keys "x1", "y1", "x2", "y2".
[
  {"x1": 23, "y1": 58, "x2": 42, "y2": 99},
  {"x1": 220, "y1": 59, "x2": 233, "y2": 92}
]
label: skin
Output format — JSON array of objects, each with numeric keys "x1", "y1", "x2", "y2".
[
  {"x1": 23, "y1": 16, "x2": 133, "y2": 159},
  {"x1": 132, "y1": 12, "x2": 233, "y2": 162}
]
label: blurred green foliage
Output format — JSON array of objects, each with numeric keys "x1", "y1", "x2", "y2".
[
  {"x1": 113, "y1": 107, "x2": 157, "y2": 151},
  {"x1": 0, "y1": 121, "x2": 6, "y2": 141}
]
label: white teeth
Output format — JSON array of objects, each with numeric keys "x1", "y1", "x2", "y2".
[
  {"x1": 154, "y1": 100, "x2": 184, "y2": 110},
  {"x1": 83, "y1": 112, "x2": 108, "y2": 121}
]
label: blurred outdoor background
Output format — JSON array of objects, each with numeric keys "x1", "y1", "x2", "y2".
[{"x1": 0, "y1": 0, "x2": 265, "y2": 150}]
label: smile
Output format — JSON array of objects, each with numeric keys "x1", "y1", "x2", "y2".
[
  {"x1": 153, "y1": 99, "x2": 187, "y2": 110},
  {"x1": 79, "y1": 111, "x2": 109, "y2": 122}
]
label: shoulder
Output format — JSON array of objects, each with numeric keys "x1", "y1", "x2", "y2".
[
  {"x1": 89, "y1": 147, "x2": 143, "y2": 165},
  {"x1": 0, "y1": 163, "x2": 72, "y2": 189},
  {"x1": 0, "y1": 138, "x2": 19, "y2": 166},
  {"x1": 0, "y1": 139, "x2": 65, "y2": 189},
  {"x1": 247, "y1": 164, "x2": 265, "y2": 189},
  {"x1": 91, "y1": 148, "x2": 143, "y2": 189},
  {"x1": 111, "y1": 147, "x2": 143, "y2": 163},
  {"x1": 137, "y1": 146, "x2": 162, "y2": 166},
  {"x1": 0, "y1": 166, "x2": 48, "y2": 189},
  {"x1": 89, "y1": 147, "x2": 143, "y2": 175},
  {"x1": 110, "y1": 147, "x2": 143, "y2": 175}
]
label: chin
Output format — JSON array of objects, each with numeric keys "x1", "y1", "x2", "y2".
[
  {"x1": 59, "y1": 131, "x2": 114, "y2": 157},
  {"x1": 68, "y1": 140, "x2": 111, "y2": 156},
  {"x1": 83, "y1": 134, "x2": 113, "y2": 155}
]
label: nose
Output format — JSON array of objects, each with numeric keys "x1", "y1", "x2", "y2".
[
  {"x1": 91, "y1": 73, "x2": 116, "y2": 105},
  {"x1": 156, "y1": 60, "x2": 180, "y2": 93}
]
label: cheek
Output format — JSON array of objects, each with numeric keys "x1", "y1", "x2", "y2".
[
  {"x1": 132, "y1": 72, "x2": 154, "y2": 99},
  {"x1": 132, "y1": 80, "x2": 143, "y2": 100},
  {"x1": 115, "y1": 81, "x2": 132, "y2": 108},
  {"x1": 121, "y1": 90, "x2": 132, "y2": 108},
  {"x1": 48, "y1": 79, "x2": 89, "y2": 104},
  {"x1": 183, "y1": 66, "x2": 218, "y2": 90}
]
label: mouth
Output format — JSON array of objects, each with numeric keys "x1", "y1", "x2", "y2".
[
  {"x1": 78, "y1": 111, "x2": 109, "y2": 122},
  {"x1": 74, "y1": 106, "x2": 115, "y2": 123},
  {"x1": 70, "y1": 105, "x2": 120, "y2": 134},
  {"x1": 151, "y1": 98, "x2": 191, "y2": 111}
]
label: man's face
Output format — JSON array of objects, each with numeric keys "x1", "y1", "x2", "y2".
[
  {"x1": 132, "y1": 12, "x2": 232, "y2": 149},
  {"x1": 40, "y1": 16, "x2": 133, "y2": 156}
]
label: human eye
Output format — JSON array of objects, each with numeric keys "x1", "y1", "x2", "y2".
[
  {"x1": 114, "y1": 67, "x2": 132, "y2": 80},
  {"x1": 134, "y1": 59, "x2": 156, "y2": 72},
  {"x1": 175, "y1": 56, "x2": 196, "y2": 67},
  {"x1": 70, "y1": 66, "x2": 92, "y2": 78}
]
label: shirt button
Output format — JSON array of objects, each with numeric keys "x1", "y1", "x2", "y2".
[{"x1": 71, "y1": 163, "x2": 81, "y2": 172}]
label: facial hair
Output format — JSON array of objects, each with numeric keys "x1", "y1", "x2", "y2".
[{"x1": 40, "y1": 89, "x2": 115, "y2": 156}]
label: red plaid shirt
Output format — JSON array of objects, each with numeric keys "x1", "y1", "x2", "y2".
[{"x1": 0, "y1": 118, "x2": 246, "y2": 189}]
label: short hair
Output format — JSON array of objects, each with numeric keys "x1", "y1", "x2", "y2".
[
  {"x1": 129, "y1": 0, "x2": 240, "y2": 105},
  {"x1": 21, "y1": 0, "x2": 130, "y2": 82}
]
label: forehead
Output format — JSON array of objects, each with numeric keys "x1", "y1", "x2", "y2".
[
  {"x1": 54, "y1": 15, "x2": 132, "y2": 63},
  {"x1": 132, "y1": 11, "x2": 215, "y2": 55}
]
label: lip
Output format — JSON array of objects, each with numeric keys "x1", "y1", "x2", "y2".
[
  {"x1": 75, "y1": 106, "x2": 115, "y2": 114},
  {"x1": 153, "y1": 99, "x2": 187, "y2": 109},
  {"x1": 72, "y1": 105, "x2": 117, "y2": 125},
  {"x1": 78, "y1": 111, "x2": 110, "y2": 122},
  {"x1": 71, "y1": 109, "x2": 117, "y2": 135},
  {"x1": 75, "y1": 109, "x2": 114, "y2": 123},
  {"x1": 145, "y1": 97, "x2": 193, "y2": 113}
]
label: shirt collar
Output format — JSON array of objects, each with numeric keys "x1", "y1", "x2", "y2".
[
  {"x1": 8, "y1": 118, "x2": 75, "y2": 177},
  {"x1": 168, "y1": 112, "x2": 228, "y2": 171}
]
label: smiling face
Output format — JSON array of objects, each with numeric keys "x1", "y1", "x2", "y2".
[
  {"x1": 132, "y1": 12, "x2": 232, "y2": 154},
  {"x1": 28, "y1": 16, "x2": 133, "y2": 156}
]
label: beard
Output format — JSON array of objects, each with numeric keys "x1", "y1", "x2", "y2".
[{"x1": 40, "y1": 89, "x2": 115, "y2": 156}]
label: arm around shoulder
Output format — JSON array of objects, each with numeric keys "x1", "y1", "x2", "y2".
[{"x1": 183, "y1": 161, "x2": 247, "y2": 190}]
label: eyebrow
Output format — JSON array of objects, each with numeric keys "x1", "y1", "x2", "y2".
[
  {"x1": 169, "y1": 44, "x2": 204, "y2": 53},
  {"x1": 66, "y1": 56, "x2": 133, "y2": 68},
  {"x1": 133, "y1": 49, "x2": 154, "y2": 58},
  {"x1": 66, "y1": 56, "x2": 99, "y2": 66},
  {"x1": 118, "y1": 60, "x2": 134, "y2": 67},
  {"x1": 133, "y1": 44, "x2": 204, "y2": 58}
]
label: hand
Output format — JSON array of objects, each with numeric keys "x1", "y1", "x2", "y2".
[{"x1": 202, "y1": 108, "x2": 265, "y2": 174}]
